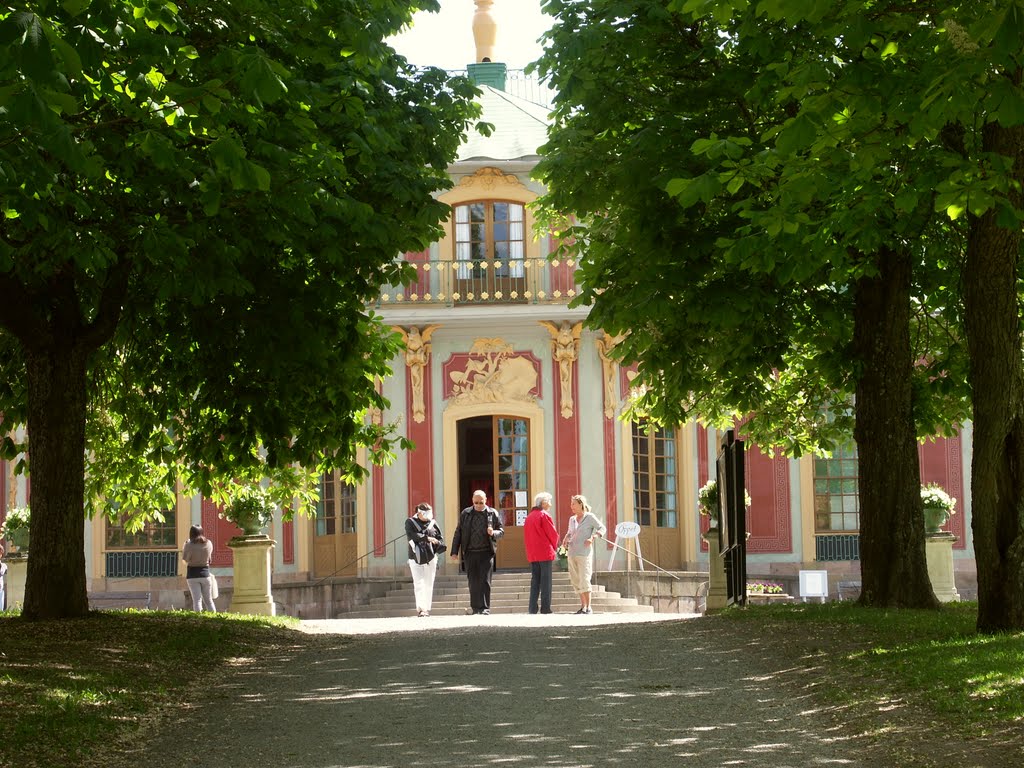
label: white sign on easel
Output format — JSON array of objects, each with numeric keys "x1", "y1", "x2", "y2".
[{"x1": 607, "y1": 521, "x2": 643, "y2": 571}]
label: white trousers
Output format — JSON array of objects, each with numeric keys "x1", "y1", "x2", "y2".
[
  {"x1": 187, "y1": 576, "x2": 217, "y2": 612},
  {"x1": 408, "y1": 559, "x2": 438, "y2": 612}
]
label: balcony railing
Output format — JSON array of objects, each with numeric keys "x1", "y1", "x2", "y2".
[{"x1": 375, "y1": 256, "x2": 581, "y2": 307}]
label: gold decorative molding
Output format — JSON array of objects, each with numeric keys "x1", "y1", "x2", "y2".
[
  {"x1": 398, "y1": 325, "x2": 441, "y2": 423},
  {"x1": 594, "y1": 332, "x2": 624, "y2": 420},
  {"x1": 456, "y1": 167, "x2": 528, "y2": 193},
  {"x1": 540, "y1": 320, "x2": 582, "y2": 419},
  {"x1": 448, "y1": 338, "x2": 538, "y2": 407}
]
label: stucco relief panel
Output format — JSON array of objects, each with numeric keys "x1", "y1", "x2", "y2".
[{"x1": 442, "y1": 338, "x2": 543, "y2": 407}]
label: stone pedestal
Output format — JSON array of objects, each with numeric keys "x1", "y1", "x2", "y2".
[
  {"x1": 228, "y1": 535, "x2": 276, "y2": 615},
  {"x1": 701, "y1": 529, "x2": 729, "y2": 612},
  {"x1": 2, "y1": 554, "x2": 27, "y2": 611},
  {"x1": 925, "y1": 532, "x2": 959, "y2": 602}
]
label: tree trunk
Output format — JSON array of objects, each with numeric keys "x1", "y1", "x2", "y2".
[
  {"x1": 21, "y1": 341, "x2": 91, "y2": 620},
  {"x1": 853, "y1": 246, "x2": 940, "y2": 609},
  {"x1": 964, "y1": 118, "x2": 1024, "y2": 633}
]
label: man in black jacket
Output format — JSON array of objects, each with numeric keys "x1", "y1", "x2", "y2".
[{"x1": 450, "y1": 490, "x2": 504, "y2": 614}]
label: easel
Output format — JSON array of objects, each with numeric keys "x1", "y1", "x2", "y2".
[{"x1": 606, "y1": 521, "x2": 644, "y2": 571}]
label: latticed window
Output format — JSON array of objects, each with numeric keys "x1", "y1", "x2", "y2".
[
  {"x1": 632, "y1": 422, "x2": 678, "y2": 528},
  {"x1": 339, "y1": 481, "x2": 356, "y2": 534},
  {"x1": 814, "y1": 443, "x2": 860, "y2": 532},
  {"x1": 105, "y1": 508, "x2": 177, "y2": 549},
  {"x1": 454, "y1": 201, "x2": 525, "y2": 279},
  {"x1": 316, "y1": 471, "x2": 356, "y2": 536},
  {"x1": 495, "y1": 417, "x2": 530, "y2": 527},
  {"x1": 316, "y1": 472, "x2": 335, "y2": 536}
]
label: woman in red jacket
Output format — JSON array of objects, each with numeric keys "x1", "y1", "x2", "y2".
[{"x1": 523, "y1": 492, "x2": 559, "y2": 614}]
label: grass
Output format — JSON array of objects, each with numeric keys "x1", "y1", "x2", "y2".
[
  {"x1": 0, "y1": 610, "x2": 306, "y2": 768},
  {"x1": 720, "y1": 601, "x2": 1024, "y2": 728},
  {"x1": 1, "y1": 603, "x2": 1021, "y2": 767}
]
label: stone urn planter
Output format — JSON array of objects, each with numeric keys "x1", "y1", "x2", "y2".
[
  {"x1": 221, "y1": 485, "x2": 275, "y2": 536},
  {"x1": 698, "y1": 479, "x2": 751, "y2": 529},
  {"x1": 921, "y1": 484, "x2": 956, "y2": 534}
]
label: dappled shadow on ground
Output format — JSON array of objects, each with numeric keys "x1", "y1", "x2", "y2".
[{"x1": 112, "y1": 619, "x2": 894, "y2": 768}]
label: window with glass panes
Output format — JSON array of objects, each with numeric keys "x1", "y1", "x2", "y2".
[
  {"x1": 632, "y1": 422, "x2": 678, "y2": 528},
  {"x1": 105, "y1": 508, "x2": 177, "y2": 549},
  {"x1": 339, "y1": 481, "x2": 356, "y2": 534},
  {"x1": 495, "y1": 417, "x2": 529, "y2": 527},
  {"x1": 454, "y1": 201, "x2": 525, "y2": 279},
  {"x1": 814, "y1": 444, "x2": 860, "y2": 531},
  {"x1": 316, "y1": 472, "x2": 336, "y2": 536},
  {"x1": 316, "y1": 471, "x2": 356, "y2": 536}
]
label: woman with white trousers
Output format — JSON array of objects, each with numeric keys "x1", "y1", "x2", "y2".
[{"x1": 406, "y1": 503, "x2": 445, "y2": 617}]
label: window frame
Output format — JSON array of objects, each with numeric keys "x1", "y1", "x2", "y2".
[{"x1": 632, "y1": 422, "x2": 678, "y2": 529}]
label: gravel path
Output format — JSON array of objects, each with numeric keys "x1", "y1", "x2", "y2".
[{"x1": 117, "y1": 613, "x2": 881, "y2": 768}]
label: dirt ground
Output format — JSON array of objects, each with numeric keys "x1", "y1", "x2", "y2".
[{"x1": 98, "y1": 612, "x2": 1022, "y2": 768}]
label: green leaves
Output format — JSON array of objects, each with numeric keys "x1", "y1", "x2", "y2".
[
  {"x1": 1, "y1": 11, "x2": 56, "y2": 82},
  {"x1": 666, "y1": 173, "x2": 722, "y2": 207},
  {"x1": 534, "y1": 0, "x2": 978, "y2": 458},
  {"x1": 0, "y1": 0, "x2": 481, "y2": 556}
]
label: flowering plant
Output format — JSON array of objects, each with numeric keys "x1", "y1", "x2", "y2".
[
  {"x1": 747, "y1": 581, "x2": 785, "y2": 595},
  {"x1": 697, "y1": 480, "x2": 751, "y2": 518},
  {"x1": 1, "y1": 505, "x2": 30, "y2": 534},
  {"x1": 1, "y1": 505, "x2": 30, "y2": 552},
  {"x1": 220, "y1": 485, "x2": 276, "y2": 535},
  {"x1": 920, "y1": 484, "x2": 956, "y2": 513},
  {"x1": 556, "y1": 544, "x2": 568, "y2": 558}
]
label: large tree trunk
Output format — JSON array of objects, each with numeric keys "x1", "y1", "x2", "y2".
[
  {"x1": 21, "y1": 341, "x2": 91, "y2": 620},
  {"x1": 964, "y1": 117, "x2": 1024, "y2": 633},
  {"x1": 853, "y1": 246, "x2": 939, "y2": 609}
]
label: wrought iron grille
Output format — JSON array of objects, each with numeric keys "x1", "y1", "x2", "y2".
[
  {"x1": 815, "y1": 534, "x2": 861, "y2": 562},
  {"x1": 105, "y1": 551, "x2": 179, "y2": 578}
]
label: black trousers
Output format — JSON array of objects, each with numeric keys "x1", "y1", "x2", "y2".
[
  {"x1": 464, "y1": 549, "x2": 494, "y2": 611},
  {"x1": 529, "y1": 560, "x2": 553, "y2": 614}
]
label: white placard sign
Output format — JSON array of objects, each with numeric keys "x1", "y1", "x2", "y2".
[
  {"x1": 615, "y1": 521, "x2": 642, "y2": 539},
  {"x1": 515, "y1": 491, "x2": 528, "y2": 507},
  {"x1": 516, "y1": 509, "x2": 528, "y2": 526}
]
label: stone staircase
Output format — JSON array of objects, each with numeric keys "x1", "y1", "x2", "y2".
[{"x1": 337, "y1": 571, "x2": 655, "y2": 618}]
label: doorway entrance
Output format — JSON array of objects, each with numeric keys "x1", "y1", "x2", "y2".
[
  {"x1": 632, "y1": 423, "x2": 683, "y2": 570},
  {"x1": 312, "y1": 471, "x2": 358, "y2": 579},
  {"x1": 457, "y1": 415, "x2": 531, "y2": 568}
]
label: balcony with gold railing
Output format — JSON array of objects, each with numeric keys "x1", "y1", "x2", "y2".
[{"x1": 374, "y1": 256, "x2": 581, "y2": 307}]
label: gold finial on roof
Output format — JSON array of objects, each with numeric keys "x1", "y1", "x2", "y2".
[{"x1": 473, "y1": 0, "x2": 497, "y2": 62}]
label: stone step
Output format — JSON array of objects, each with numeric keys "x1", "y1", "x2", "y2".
[
  {"x1": 369, "y1": 585, "x2": 610, "y2": 600},
  {"x1": 368, "y1": 595, "x2": 639, "y2": 610},
  {"x1": 336, "y1": 571, "x2": 654, "y2": 618},
  {"x1": 339, "y1": 604, "x2": 655, "y2": 619}
]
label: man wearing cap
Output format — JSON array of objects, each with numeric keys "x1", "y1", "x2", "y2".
[{"x1": 450, "y1": 489, "x2": 504, "y2": 615}]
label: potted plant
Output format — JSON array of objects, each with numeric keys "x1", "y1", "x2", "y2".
[
  {"x1": 698, "y1": 480, "x2": 751, "y2": 528},
  {"x1": 921, "y1": 483, "x2": 956, "y2": 533},
  {"x1": 555, "y1": 544, "x2": 568, "y2": 571},
  {"x1": 221, "y1": 485, "x2": 276, "y2": 536},
  {"x1": 1, "y1": 506, "x2": 30, "y2": 553}
]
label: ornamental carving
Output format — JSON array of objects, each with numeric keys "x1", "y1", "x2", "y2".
[
  {"x1": 398, "y1": 325, "x2": 440, "y2": 423},
  {"x1": 455, "y1": 167, "x2": 528, "y2": 193},
  {"x1": 594, "y1": 332, "x2": 624, "y2": 420},
  {"x1": 447, "y1": 338, "x2": 539, "y2": 407},
  {"x1": 540, "y1": 321, "x2": 582, "y2": 419}
]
